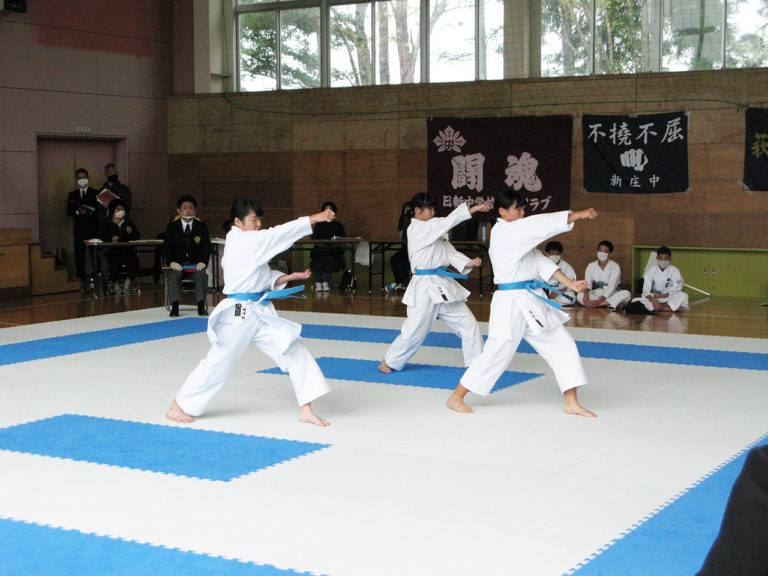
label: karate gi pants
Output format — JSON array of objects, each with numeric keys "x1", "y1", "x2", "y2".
[
  {"x1": 461, "y1": 316, "x2": 587, "y2": 395},
  {"x1": 576, "y1": 288, "x2": 631, "y2": 309},
  {"x1": 634, "y1": 291, "x2": 689, "y2": 312},
  {"x1": 176, "y1": 308, "x2": 330, "y2": 416},
  {"x1": 696, "y1": 445, "x2": 768, "y2": 576},
  {"x1": 384, "y1": 299, "x2": 483, "y2": 371}
]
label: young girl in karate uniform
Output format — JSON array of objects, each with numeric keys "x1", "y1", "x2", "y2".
[
  {"x1": 378, "y1": 193, "x2": 490, "y2": 374},
  {"x1": 166, "y1": 197, "x2": 336, "y2": 427},
  {"x1": 447, "y1": 188, "x2": 597, "y2": 417}
]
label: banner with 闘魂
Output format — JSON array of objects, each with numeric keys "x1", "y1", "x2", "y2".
[
  {"x1": 743, "y1": 107, "x2": 768, "y2": 191},
  {"x1": 582, "y1": 111, "x2": 688, "y2": 194},
  {"x1": 427, "y1": 116, "x2": 573, "y2": 218}
]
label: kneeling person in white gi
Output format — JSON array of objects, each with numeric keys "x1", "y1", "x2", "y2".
[
  {"x1": 631, "y1": 246, "x2": 689, "y2": 313},
  {"x1": 166, "y1": 197, "x2": 336, "y2": 427}
]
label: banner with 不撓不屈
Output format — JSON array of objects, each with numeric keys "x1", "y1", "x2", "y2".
[
  {"x1": 582, "y1": 112, "x2": 688, "y2": 193},
  {"x1": 743, "y1": 107, "x2": 768, "y2": 191},
  {"x1": 427, "y1": 116, "x2": 573, "y2": 218}
]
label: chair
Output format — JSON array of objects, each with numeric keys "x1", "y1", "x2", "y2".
[{"x1": 162, "y1": 255, "x2": 205, "y2": 312}]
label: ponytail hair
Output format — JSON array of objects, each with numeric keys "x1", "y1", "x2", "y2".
[{"x1": 223, "y1": 197, "x2": 264, "y2": 232}]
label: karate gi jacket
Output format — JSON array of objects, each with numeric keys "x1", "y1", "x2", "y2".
[
  {"x1": 401, "y1": 203, "x2": 474, "y2": 307},
  {"x1": 206, "y1": 217, "x2": 312, "y2": 357},
  {"x1": 487, "y1": 211, "x2": 574, "y2": 338}
]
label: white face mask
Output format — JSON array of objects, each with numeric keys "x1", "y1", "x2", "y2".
[
  {"x1": 181, "y1": 215, "x2": 194, "y2": 221},
  {"x1": 657, "y1": 260, "x2": 670, "y2": 270},
  {"x1": 114, "y1": 210, "x2": 125, "y2": 220},
  {"x1": 597, "y1": 251, "x2": 609, "y2": 262},
  {"x1": 549, "y1": 254, "x2": 562, "y2": 264},
  {"x1": 77, "y1": 178, "x2": 89, "y2": 188}
]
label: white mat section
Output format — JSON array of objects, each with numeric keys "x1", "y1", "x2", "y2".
[{"x1": 0, "y1": 309, "x2": 767, "y2": 576}]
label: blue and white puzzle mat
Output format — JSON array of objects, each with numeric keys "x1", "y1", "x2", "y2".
[{"x1": 0, "y1": 308, "x2": 767, "y2": 576}]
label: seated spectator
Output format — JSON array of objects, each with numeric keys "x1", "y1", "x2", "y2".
[
  {"x1": 386, "y1": 201, "x2": 412, "y2": 293},
  {"x1": 543, "y1": 240, "x2": 577, "y2": 306},
  {"x1": 163, "y1": 195, "x2": 212, "y2": 317},
  {"x1": 625, "y1": 246, "x2": 689, "y2": 314},
  {"x1": 309, "y1": 201, "x2": 345, "y2": 292},
  {"x1": 98, "y1": 200, "x2": 140, "y2": 294},
  {"x1": 576, "y1": 240, "x2": 631, "y2": 310}
]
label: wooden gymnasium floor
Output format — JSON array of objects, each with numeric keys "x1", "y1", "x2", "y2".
[{"x1": 1, "y1": 276, "x2": 766, "y2": 339}]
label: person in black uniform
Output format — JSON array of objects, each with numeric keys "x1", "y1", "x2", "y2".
[
  {"x1": 309, "y1": 200, "x2": 346, "y2": 292},
  {"x1": 66, "y1": 167, "x2": 100, "y2": 285},
  {"x1": 98, "y1": 199, "x2": 140, "y2": 294},
  {"x1": 163, "y1": 195, "x2": 212, "y2": 317},
  {"x1": 696, "y1": 444, "x2": 768, "y2": 576},
  {"x1": 98, "y1": 163, "x2": 132, "y2": 221}
]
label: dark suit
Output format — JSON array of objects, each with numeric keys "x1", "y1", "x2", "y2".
[
  {"x1": 66, "y1": 186, "x2": 100, "y2": 281},
  {"x1": 163, "y1": 217, "x2": 212, "y2": 303}
]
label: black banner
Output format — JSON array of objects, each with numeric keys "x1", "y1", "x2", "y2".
[
  {"x1": 744, "y1": 108, "x2": 768, "y2": 191},
  {"x1": 583, "y1": 112, "x2": 688, "y2": 193},
  {"x1": 427, "y1": 116, "x2": 573, "y2": 218}
]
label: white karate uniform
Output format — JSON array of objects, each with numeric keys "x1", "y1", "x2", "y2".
[
  {"x1": 175, "y1": 217, "x2": 330, "y2": 416},
  {"x1": 545, "y1": 258, "x2": 577, "y2": 305},
  {"x1": 383, "y1": 203, "x2": 483, "y2": 371},
  {"x1": 461, "y1": 211, "x2": 588, "y2": 396},
  {"x1": 632, "y1": 264, "x2": 689, "y2": 312},
  {"x1": 576, "y1": 259, "x2": 631, "y2": 309}
]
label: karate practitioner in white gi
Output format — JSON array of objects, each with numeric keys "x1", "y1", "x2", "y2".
[
  {"x1": 378, "y1": 193, "x2": 490, "y2": 374},
  {"x1": 166, "y1": 197, "x2": 335, "y2": 427},
  {"x1": 447, "y1": 188, "x2": 597, "y2": 417},
  {"x1": 576, "y1": 240, "x2": 631, "y2": 310},
  {"x1": 544, "y1": 240, "x2": 577, "y2": 306},
  {"x1": 631, "y1": 246, "x2": 689, "y2": 312}
]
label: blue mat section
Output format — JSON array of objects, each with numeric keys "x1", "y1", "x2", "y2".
[
  {"x1": 0, "y1": 318, "x2": 207, "y2": 366},
  {"x1": 567, "y1": 436, "x2": 768, "y2": 576},
  {"x1": 299, "y1": 324, "x2": 768, "y2": 370},
  {"x1": 260, "y1": 357, "x2": 541, "y2": 392},
  {"x1": 0, "y1": 517, "x2": 320, "y2": 576},
  {"x1": 0, "y1": 415, "x2": 328, "y2": 482},
  {"x1": 1, "y1": 317, "x2": 766, "y2": 371}
]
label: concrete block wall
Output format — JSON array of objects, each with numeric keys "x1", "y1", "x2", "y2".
[{"x1": 167, "y1": 69, "x2": 768, "y2": 281}]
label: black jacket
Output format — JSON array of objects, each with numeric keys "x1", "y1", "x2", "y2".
[
  {"x1": 66, "y1": 187, "x2": 100, "y2": 238},
  {"x1": 163, "y1": 218, "x2": 212, "y2": 265}
]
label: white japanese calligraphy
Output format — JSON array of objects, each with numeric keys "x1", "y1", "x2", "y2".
[
  {"x1": 504, "y1": 152, "x2": 542, "y2": 192},
  {"x1": 451, "y1": 153, "x2": 485, "y2": 192}
]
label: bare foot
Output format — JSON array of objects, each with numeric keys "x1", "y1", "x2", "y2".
[
  {"x1": 299, "y1": 403, "x2": 329, "y2": 427},
  {"x1": 377, "y1": 360, "x2": 392, "y2": 374},
  {"x1": 166, "y1": 399, "x2": 193, "y2": 423},
  {"x1": 565, "y1": 403, "x2": 597, "y2": 418},
  {"x1": 446, "y1": 385, "x2": 473, "y2": 413}
]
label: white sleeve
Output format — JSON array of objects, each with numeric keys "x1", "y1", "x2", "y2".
[
  {"x1": 642, "y1": 269, "x2": 654, "y2": 297},
  {"x1": 269, "y1": 269, "x2": 287, "y2": 290},
  {"x1": 604, "y1": 263, "x2": 622, "y2": 296},
  {"x1": 241, "y1": 217, "x2": 312, "y2": 264},
  {"x1": 445, "y1": 242, "x2": 473, "y2": 274},
  {"x1": 412, "y1": 203, "x2": 471, "y2": 247},
  {"x1": 535, "y1": 249, "x2": 559, "y2": 283}
]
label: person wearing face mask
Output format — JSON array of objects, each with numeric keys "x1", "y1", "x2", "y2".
[
  {"x1": 543, "y1": 241, "x2": 577, "y2": 306},
  {"x1": 576, "y1": 240, "x2": 632, "y2": 310},
  {"x1": 66, "y1": 168, "x2": 100, "y2": 285},
  {"x1": 98, "y1": 200, "x2": 140, "y2": 294},
  {"x1": 99, "y1": 163, "x2": 132, "y2": 219},
  {"x1": 163, "y1": 195, "x2": 212, "y2": 317},
  {"x1": 627, "y1": 246, "x2": 689, "y2": 313}
]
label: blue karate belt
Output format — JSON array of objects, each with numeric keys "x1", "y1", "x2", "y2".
[
  {"x1": 228, "y1": 285, "x2": 306, "y2": 304},
  {"x1": 413, "y1": 266, "x2": 467, "y2": 279},
  {"x1": 497, "y1": 279, "x2": 567, "y2": 310}
]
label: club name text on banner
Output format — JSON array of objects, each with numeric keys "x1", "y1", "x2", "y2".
[
  {"x1": 583, "y1": 112, "x2": 689, "y2": 194},
  {"x1": 744, "y1": 108, "x2": 768, "y2": 191},
  {"x1": 427, "y1": 116, "x2": 573, "y2": 218}
]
